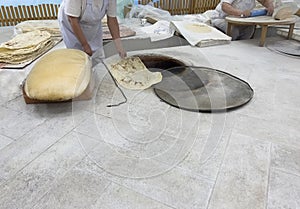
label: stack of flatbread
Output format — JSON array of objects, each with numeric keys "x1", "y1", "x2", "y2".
[
  {"x1": 0, "y1": 30, "x2": 54, "y2": 64},
  {"x1": 15, "y1": 20, "x2": 61, "y2": 37},
  {"x1": 109, "y1": 57, "x2": 162, "y2": 90}
]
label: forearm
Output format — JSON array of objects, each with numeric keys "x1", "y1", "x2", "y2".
[
  {"x1": 222, "y1": 2, "x2": 244, "y2": 16},
  {"x1": 107, "y1": 16, "x2": 120, "y2": 40},
  {"x1": 259, "y1": 0, "x2": 273, "y2": 8},
  {"x1": 107, "y1": 16, "x2": 126, "y2": 58},
  {"x1": 258, "y1": 0, "x2": 274, "y2": 14},
  {"x1": 67, "y1": 16, "x2": 88, "y2": 47}
]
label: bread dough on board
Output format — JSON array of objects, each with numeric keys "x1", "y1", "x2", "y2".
[{"x1": 25, "y1": 49, "x2": 92, "y2": 101}]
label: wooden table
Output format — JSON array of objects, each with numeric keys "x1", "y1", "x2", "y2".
[{"x1": 226, "y1": 16, "x2": 297, "y2": 46}]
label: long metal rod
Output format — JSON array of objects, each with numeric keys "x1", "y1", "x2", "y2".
[{"x1": 102, "y1": 61, "x2": 128, "y2": 107}]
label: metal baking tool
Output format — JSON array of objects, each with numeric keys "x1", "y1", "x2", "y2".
[{"x1": 153, "y1": 66, "x2": 254, "y2": 112}]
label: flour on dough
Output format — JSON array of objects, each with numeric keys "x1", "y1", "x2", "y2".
[{"x1": 109, "y1": 57, "x2": 162, "y2": 90}]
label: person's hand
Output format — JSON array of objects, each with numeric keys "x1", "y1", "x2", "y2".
[
  {"x1": 113, "y1": 38, "x2": 127, "y2": 59},
  {"x1": 82, "y1": 43, "x2": 92, "y2": 56},
  {"x1": 266, "y1": 4, "x2": 274, "y2": 15},
  {"x1": 241, "y1": 10, "x2": 251, "y2": 17}
]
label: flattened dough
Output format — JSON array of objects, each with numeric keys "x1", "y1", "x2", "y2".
[
  {"x1": 109, "y1": 57, "x2": 162, "y2": 90},
  {"x1": 184, "y1": 23, "x2": 212, "y2": 33},
  {"x1": 25, "y1": 49, "x2": 92, "y2": 101}
]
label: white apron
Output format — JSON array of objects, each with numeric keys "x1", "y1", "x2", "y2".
[{"x1": 58, "y1": 0, "x2": 108, "y2": 54}]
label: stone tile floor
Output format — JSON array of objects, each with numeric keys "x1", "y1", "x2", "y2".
[{"x1": 0, "y1": 38, "x2": 300, "y2": 209}]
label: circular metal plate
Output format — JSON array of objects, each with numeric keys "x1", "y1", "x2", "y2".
[
  {"x1": 267, "y1": 40, "x2": 300, "y2": 57},
  {"x1": 153, "y1": 66, "x2": 254, "y2": 112}
]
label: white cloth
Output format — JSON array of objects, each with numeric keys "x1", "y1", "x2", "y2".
[
  {"x1": 58, "y1": 0, "x2": 115, "y2": 53},
  {"x1": 171, "y1": 21, "x2": 231, "y2": 47},
  {"x1": 139, "y1": 20, "x2": 175, "y2": 41}
]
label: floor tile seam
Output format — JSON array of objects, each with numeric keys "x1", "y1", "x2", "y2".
[
  {"x1": 236, "y1": 112, "x2": 270, "y2": 124},
  {"x1": 0, "y1": 128, "x2": 74, "y2": 187},
  {"x1": 231, "y1": 129, "x2": 299, "y2": 149},
  {"x1": 95, "y1": 89, "x2": 169, "y2": 106},
  {"x1": 76, "y1": 122, "x2": 220, "y2": 183},
  {"x1": 2, "y1": 96, "x2": 24, "y2": 111},
  {"x1": 173, "y1": 164, "x2": 216, "y2": 184},
  {"x1": 29, "y1": 154, "x2": 106, "y2": 209},
  {"x1": 192, "y1": 115, "x2": 237, "y2": 184},
  {"x1": 88, "y1": 104, "x2": 169, "y2": 120},
  {"x1": 12, "y1": 117, "x2": 50, "y2": 141},
  {"x1": 0, "y1": 135, "x2": 14, "y2": 151},
  {"x1": 0, "y1": 175, "x2": 5, "y2": 187},
  {"x1": 0, "y1": 101, "x2": 23, "y2": 114},
  {"x1": 270, "y1": 141, "x2": 300, "y2": 152},
  {"x1": 270, "y1": 166, "x2": 300, "y2": 179},
  {"x1": 174, "y1": 133, "x2": 228, "y2": 176},
  {"x1": 82, "y1": 134, "x2": 198, "y2": 171},
  {"x1": 203, "y1": 126, "x2": 233, "y2": 209},
  {"x1": 0, "y1": 133, "x2": 14, "y2": 141},
  {"x1": 106, "y1": 180, "x2": 177, "y2": 209},
  {"x1": 71, "y1": 112, "x2": 94, "y2": 129},
  {"x1": 75, "y1": 111, "x2": 189, "y2": 142},
  {"x1": 265, "y1": 142, "x2": 273, "y2": 209},
  {"x1": 89, "y1": 181, "x2": 114, "y2": 208}
]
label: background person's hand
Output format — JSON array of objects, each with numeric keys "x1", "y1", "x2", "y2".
[
  {"x1": 266, "y1": 5, "x2": 274, "y2": 15},
  {"x1": 82, "y1": 43, "x2": 92, "y2": 56},
  {"x1": 242, "y1": 10, "x2": 251, "y2": 17},
  {"x1": 114, "y1": 38, "x2": 127, "y2": 59}
]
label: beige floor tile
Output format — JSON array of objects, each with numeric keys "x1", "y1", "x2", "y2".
[
  {"x1": 208, "y1": 133, "x2": 270, "y2": 209},
  {"x1": 267, "y1": 169, "x2": 300, "y2": 209},
  {"x1": 271, "y1": 144, "x2": 300, "y2": 176}
]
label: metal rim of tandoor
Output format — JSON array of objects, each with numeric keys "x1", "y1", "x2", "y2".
[{"x1": 153, "y1": 66, "x2": 254, "y2": 112}]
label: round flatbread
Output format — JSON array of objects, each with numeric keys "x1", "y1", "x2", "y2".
[
  {"x1": 15, "y1": 20, "x2": 61, "y2": 37},
  {"x1": 0, "y1": 30, "x2": 51, "y2": 49}
]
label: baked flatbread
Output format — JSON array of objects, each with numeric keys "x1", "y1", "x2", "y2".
[
  {"x1": 25, "y1": 49, "x2": 92, "y2": 101},
  {"x1": 15, "y1": 20, "x2": 61, "y2": 37},
  {"x1": 0, "y1": 30, "x2": 51, "y2": 49},
  {"x1": 109, "y1": 57, "x2": 162, "y2": 90},
  {"x1": 0, "y1": 30, "x2": 53, "y2": 64}
]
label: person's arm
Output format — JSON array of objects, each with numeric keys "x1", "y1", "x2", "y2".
[
  {"x1": 67, "y1": 15, "x2": 92, "y2": 56},
  {"x1": 107, "y1": 16, "x2": 127, "y2": 58},
  {"x1": 258, "y1": 0, "x2": 274, "y2": 15},
  {"x1": 222, "y1": 2, "x2": 251, "y2": 17}
]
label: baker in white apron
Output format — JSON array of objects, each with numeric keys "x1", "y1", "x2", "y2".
[
  {"x1": 211, "y1": 0, "x2": 274, "y2": 40},
  {"x1": 58, "y1": 0, "x2": 126, "y2": 63}
]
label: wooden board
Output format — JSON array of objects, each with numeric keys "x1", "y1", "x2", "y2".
[{"x1": 102, "y1": 25, "x2": 136, "y2": 40}]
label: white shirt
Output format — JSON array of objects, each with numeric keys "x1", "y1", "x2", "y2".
[
  {"x1": 63, "y1": 0, "x2": 117, "y2": 18},
  {"x1": 215, "y1": 0, "x2": 256, "y2": 18}
]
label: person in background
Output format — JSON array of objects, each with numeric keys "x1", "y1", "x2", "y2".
[
  {"x1": 58, "y1": 0, "x2": 126, "y2": 63},
  {"x1": 211, "y1": 0, "x2": 274, "y2": 40}
]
